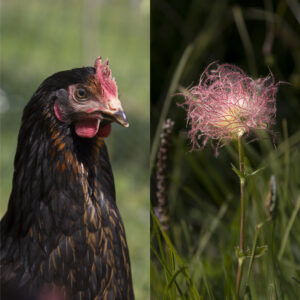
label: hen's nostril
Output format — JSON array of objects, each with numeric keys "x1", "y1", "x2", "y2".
[{"x1": 108, "y1": 103, "x2": 117, "y2": 111}]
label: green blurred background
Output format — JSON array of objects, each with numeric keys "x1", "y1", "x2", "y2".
[
  {"x1": 151, "y1": 0, "x2": 300, "y2": 298},
  {"x1": 0, "y1": 0, "x2": 149, "y2": 298}
]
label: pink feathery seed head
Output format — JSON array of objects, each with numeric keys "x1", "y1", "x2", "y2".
[
  {"x1": 94, "y1": 56, "x2": 118, "y2": 101},
  {"x1": 182, "y1": 62, "x2": 279, "y2": 152}
]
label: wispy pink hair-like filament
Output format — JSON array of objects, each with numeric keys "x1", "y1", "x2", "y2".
[{"x1": 182, "y1": 63, "x2": 278, "y2": 151}]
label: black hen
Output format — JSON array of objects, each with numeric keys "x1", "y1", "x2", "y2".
[{"x1": 0, "y1": 57, "x2": 134, "y2": 300}]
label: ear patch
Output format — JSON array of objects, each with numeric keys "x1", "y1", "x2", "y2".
[{"x1": 54, "y1": 102, "x2": 64, "y2": 122}]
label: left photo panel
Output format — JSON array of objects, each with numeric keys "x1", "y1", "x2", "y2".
[{"x1": 0, "y1": 0, "x2": 150, "y2": 299}]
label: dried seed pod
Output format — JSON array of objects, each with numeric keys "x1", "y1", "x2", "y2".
[
  {"x1": 266, "y1": 175, "x2": 277, "y2": 219},
  {"x1": 154, "y1": 118, "x2": 174, "y2": 232}
]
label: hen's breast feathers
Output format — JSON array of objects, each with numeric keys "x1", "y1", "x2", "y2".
[{"x1": 1, "y1": 126, "x2": 134, "y2": 299}]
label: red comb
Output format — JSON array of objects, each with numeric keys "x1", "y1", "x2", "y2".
[{"x1": 94, "y1": 57, "x2": 118, "y2": 101}]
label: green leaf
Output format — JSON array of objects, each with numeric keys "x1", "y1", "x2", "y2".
[
  {"x1": 166, "y1": 266, "x2": 188, "y2": 291},
  {"x1": 236, "y1": 245, "x2": 268, "y2": 259},
  {"x1": 231, "y1": 163, "x2": 244, "y2": 179},
  {"x1": 235, "y1": 246, "x2": 245, "y2": 258},
  {"x1": 151, "y1": 211, "x2": 202, "y2": 300},
  {"x1": 243, "y1": 285, "x2": 252, "y2": 300},
  {"x1": 245, "y1": 245, "x2": 268, "y2": 258},
  {"x1": 244, "y1": 167, "x2": 265, "y2": 177}
]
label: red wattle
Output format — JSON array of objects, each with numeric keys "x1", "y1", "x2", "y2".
[
  {"x1": 97, "y1": 123, "x2": 112, "y2": 137},
  {"x1": 75, "y1": 119, "x2": 100, "y2": 138}
]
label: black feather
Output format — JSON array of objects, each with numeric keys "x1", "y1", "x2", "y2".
[{"x1": 0, "y1": 66, "x2": 134, "y2": 299}]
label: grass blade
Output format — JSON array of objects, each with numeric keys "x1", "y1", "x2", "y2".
[
  {"x1": 150, "y1": 43, "x2": 194, "y2": 170},
  {"x1": 278, "y1": 195, "x2": 300, "y2": 260}
]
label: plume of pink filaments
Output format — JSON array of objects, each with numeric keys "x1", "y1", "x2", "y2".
[{"x1": 182, "y1": 63, "x2": 278, "y2": 151}]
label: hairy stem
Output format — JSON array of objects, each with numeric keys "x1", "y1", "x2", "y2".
[{"x1": 235, "y1": 136, "x2": 245, "y2": 298}]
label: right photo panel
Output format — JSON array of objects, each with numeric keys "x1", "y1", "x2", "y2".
[{"x1": 151, "y1": 1, "x2": 300, "y2": 299}]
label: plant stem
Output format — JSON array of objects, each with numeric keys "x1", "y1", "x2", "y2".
[
  {"x1": 245, "y1": 222, "x2": 264, "y2": 288},
  {"x1": 278, "y1": 195, "x2": 300, "y2": 260},
  {"x1": 235, "y1": 136, "x2": 245, "y2": 298}
]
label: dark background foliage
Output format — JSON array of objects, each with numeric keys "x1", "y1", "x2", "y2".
[
  {"x1": 151, "y1": 0, "x2": 300, "y2": 298},
  {"x1": 151, "y1": 0, "x2": 300, "y2": 134}
]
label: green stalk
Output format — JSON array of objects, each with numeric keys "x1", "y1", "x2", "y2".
[
  {"x1": 278, "y1": 195, "x2": 300, "y2": 260},
  {"x1": 245, "y1": 222, "x2": 264, "y2": 288},
  {"x1": 235, "y1": 136, "x2": 245, "y2": 298}
]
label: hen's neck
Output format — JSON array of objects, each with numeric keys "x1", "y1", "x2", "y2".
[{"x1": 4, "y1": 123, "x2": 115, "y2": 237}]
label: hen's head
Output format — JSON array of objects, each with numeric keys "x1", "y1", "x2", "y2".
[{"x1": 27, "y1": 57, "x2": 128, "y2": 139}]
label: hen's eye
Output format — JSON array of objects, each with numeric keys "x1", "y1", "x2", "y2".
[{"x1": 75, "y1": 87, "x2": 88, "y2": 100}]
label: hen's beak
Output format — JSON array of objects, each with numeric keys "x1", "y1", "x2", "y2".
[
  {"x1": 99, "y1": 98, "x2": 129, "y2": 127},
  {"x1": 112, "y1": 110, "x2": 129, "y2": 127},
  {"x1": 101, "y1": 109, "x2": 129, "y2": 127}
]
